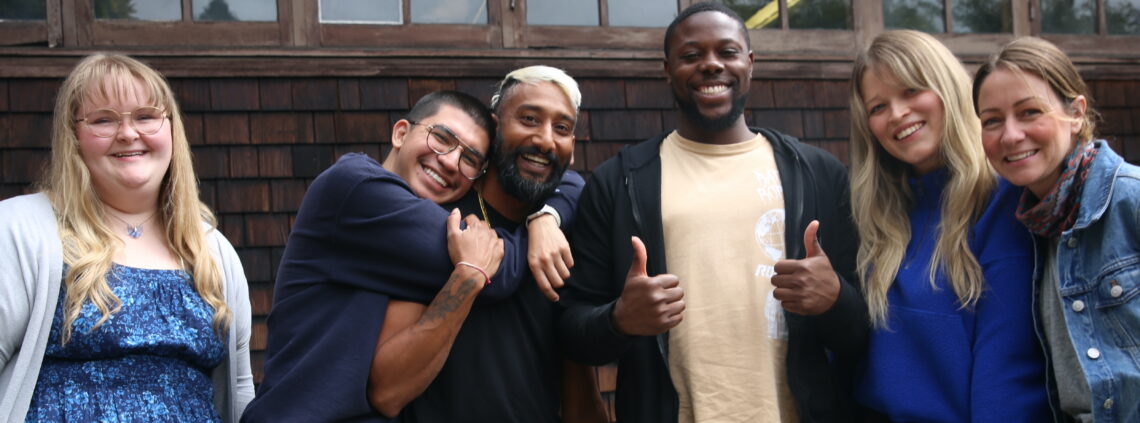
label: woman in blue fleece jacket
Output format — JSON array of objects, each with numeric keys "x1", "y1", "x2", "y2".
[{"x1": 847, "y1": 30, "x2": 1049, "y2": 422}]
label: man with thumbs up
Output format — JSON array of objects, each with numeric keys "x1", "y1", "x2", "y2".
[{"x1": 558, "y1": 3, "x2": 869, "y2": 423}]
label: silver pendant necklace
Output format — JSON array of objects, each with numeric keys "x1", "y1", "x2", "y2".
[{"x1": 106, "y1": 210, "x2": 158, "y2": 239}]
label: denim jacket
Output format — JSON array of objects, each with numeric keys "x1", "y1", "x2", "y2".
[{"x1": 1033, "y1": 140, "x2": 1140, "y2": 423}]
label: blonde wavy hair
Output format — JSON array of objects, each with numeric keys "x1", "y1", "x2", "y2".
[
  {"x1": 849, "y1": 30, "x2": 996, "y2": 327},
  {"x1": 40, "y1": 53, "x2": 230, "y2": 343}
]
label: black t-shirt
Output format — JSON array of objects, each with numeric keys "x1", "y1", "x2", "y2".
[{"x1": 398, "y1": 192, "x2": 562, "y2": 423}]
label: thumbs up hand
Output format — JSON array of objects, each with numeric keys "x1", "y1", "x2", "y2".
[
  {"x1": 611, "y1": 236, "x2": 685, "y2": 336},
  {"x1": 772, "y1": 220, "x2": 840, "y2": 316}
]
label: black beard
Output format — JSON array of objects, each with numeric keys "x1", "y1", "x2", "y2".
[
  {"x1": 494, "y1": 144, "x2": 567, "y2": 205},
  {"x1": 676, "y1": 90, "x2": 749, "y2": 132}
]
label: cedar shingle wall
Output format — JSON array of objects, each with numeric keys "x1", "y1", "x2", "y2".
[{"x1": 3, "y1": 76, "x2": 1140, "y2": 385}]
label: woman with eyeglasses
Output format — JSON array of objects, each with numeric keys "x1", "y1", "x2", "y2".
[
  {"x1": 0, "y1": 53, "x2": 253, "y2": 422},
  {"x1": 974, "y1": 37, "x2": 1140, "y2": 423}
]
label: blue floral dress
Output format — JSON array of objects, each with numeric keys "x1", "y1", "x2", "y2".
[{"x1": 25, "y1": 263, "x2": 225, "y2": 422}]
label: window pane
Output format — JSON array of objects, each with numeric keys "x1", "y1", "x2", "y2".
[
  {"x1": 883, "y1": 0, "x2": 944, "y2": 32},
  {"x1": 721, "y1": 0, "x2": 778, "y2": 29},
  {"x1": 609, "y1": 0, "x2": 674, "y2": 27},
  {"x1": 952, "y1": 0, "x2": 1010, "y2": 33},
  {"x1": 193, "y1": 0, "x2": 276, "y2": 21},
  {"x1": 94, "y1": 0, "x2": 180, "y2": 20},
  {"x1": 1, "y1": 0, "x2": 46, "y2": 20},
  {"x1": 1108, "y1": 0, "x2": 1140, "y2": 34},
  {"x1": 320, "y1": 0, "x2": 401, "y2": 24},
  {"x1": 789, "y1": 0, "x2": 850, "y2": 29},
  {"x1": 1041, "y1": 0, "x2": 1095, "y2": 34},
  {"x1": 528, "y1": 0, "x2": 597, "y2": 26},
  {"x1": 412, "y1": 0, "x2": 486, "y2": 24}
]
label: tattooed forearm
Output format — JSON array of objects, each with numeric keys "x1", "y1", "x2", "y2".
[{"x1": 420, "y1": 273, "x2": 480, "y2": 322}]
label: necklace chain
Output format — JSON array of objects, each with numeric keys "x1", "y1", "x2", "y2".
[
  {"x1": 476, "y1": 191, "x2": 492, "y2": 229},
  {"x1": 105, "y1": 210, "x2": 158, "y2": 239}
]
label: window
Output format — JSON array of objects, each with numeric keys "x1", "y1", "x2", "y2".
[
  {"x1": 0, "y1": 0, "x2": 1136, "y2": 59},
  {"x1": 1107, "y1": 0, "x2": 1140, "y2": 34},
  {"x1": 725, "y1": 0, "x2": 851, "y2": 30},
  {"x1": 1, "y1": 0, "x2": 46, "y2": 20},
  {"x1": 883, "y1": 0, "x2": 1011, "y2": 33},
  {"x1": 318, "y1": 0, "x2": 486, "y2": 25},
  {"x1": 1042, "y1": 0, "x2": 1140, "y2": 35}
]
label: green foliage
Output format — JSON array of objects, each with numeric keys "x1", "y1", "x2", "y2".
[
  {"x1": 94, "y1": 0, "x2": 137, "y2": 19},
  {"x1": 1107, "y1": 0, "x2": 1140, "y2": 34},
  {"x1": 789, "y1": 0, "x2": 851, "y2": 29},
  {"x1": 198, "y1": 0, "x2": 237, "y2": 21},
  {"x1": 884, "y1": 0, "x2": 943, "y2": 32},
  {"x1": 954, "y1": 0, "x2": 1011, "y2": 33},
  {"x1": 1041, "y1": 0, "x2": 1096, "y2": 34}
]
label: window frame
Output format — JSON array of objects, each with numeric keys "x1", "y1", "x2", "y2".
[{"x1": 0, "y1": 0, "x2": 1135, "y2": 64}]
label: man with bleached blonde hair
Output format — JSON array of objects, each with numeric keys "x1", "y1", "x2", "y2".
[{"x1": 379, "y1": 66, "x2": 608, "y2": 423}]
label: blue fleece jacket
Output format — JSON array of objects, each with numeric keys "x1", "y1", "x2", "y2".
[{"x1": 856, "y1": 170, "x2": 1049, "y2": 422}]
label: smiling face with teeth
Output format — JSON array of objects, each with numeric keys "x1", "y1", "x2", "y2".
[
  {"x1": 76, "y1": 75, "x2": 173, "y2": 201},
  {"x1": 861, "y1": 66, "x2": 945, "y2": 175},
  {"x1": 491, "y1": 81, "x2": 576, "y2": 204},
  {"x1": 386, "y1": 103, "x2": 491, "y2": 204},
  {"x1": 976, "y1": 68, "x2": 1085, "y2": 198},
  {"x1": 663, "y1": 10, "x2": 754, "y2": 141}
]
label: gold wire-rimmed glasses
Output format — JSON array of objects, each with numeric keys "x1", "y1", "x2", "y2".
[
  {"x1": 409, "y1": 121, "x2": 488, "y2": 180},
  {"x1": 75, "y1": 106, "x2": 169, "y2": 138}
]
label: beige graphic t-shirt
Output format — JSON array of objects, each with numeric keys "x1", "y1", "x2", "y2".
[{"x1": 660, "y1": 130, "x2": 796, "y2": 423}]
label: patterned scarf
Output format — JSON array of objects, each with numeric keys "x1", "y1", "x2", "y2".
[{"x1": 1016, "y1": 141, "x2": 1099, "y2": 237}]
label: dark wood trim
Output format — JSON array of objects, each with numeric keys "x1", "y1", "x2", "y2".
[
  {"x1": 779, "y1": 0, "x2": 789, "y2": 30},
  {"x1": 89, "y1": 21, "x2": 281, "y2": 47},
  {"x1": 500, "y1": 0, "x2": 523, "y2": 48},
  {"x1": 277, "y1": 0, "x2": 294, "y2": 46},
  {"x1": 320, "y1": 24, "x2": 497, "y2": 48},
  {"x1": 523, "y1": 26, "x2": 663, "y2": 49},
  {"x1": 294, "y1": 0, "x2": 318, "y2": 47},
  {"x1": 181, "y1": 0, "x2": 192, "y2": 21},
  {"x1": 935, "y1": 33, "x2": 1018, "y2": 56},
  {"x1": 1096, "y1": 0, "x2": 1107, "y2": 35},
  {"x1": 853, "y1": 0, "x2": 883, "y2": 49},
  {"x1": 747, "y1": 29, "x2": 858, "y2": 55},
  {"x1": 60, "y1": 0, "x2": 92, "y2": 47},
  {"x1": 0, "y1": 22, "x2": 47, "y2": 46},
  {"x1": 943, "y1": 0, "x2": 954, "y2": 33},
  {"x1": 598, "y1": 0, "x2": 610, "y2": 27},
  {"x1": 486, "y1": 0, "x2": 504, "y2": 49},
  {"x1": 47, "y1": 0, "x2": 62, "y2": 47},
  {"x1": 1012, "y1": 0, "x2": 1031, "y2": 36}
]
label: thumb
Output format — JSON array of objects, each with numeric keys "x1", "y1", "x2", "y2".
[
  {"x1": 803, "y1": 220, "x2": 824, "y2": 258},
  {"x1": 627, "y1": 236, "x2": 648, "y2": 278},
  {"x1": 447, "y1": 208, "x2": 462, "y2": 236}
]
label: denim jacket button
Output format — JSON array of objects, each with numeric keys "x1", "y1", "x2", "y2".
[
  {"x1": 1067, "y1": 237, "x2": 1078, "y2": 248},
  {"x1": 1104, "y1": 398, "x2": 1114, "y2": 409},
  {"x1": 1111, "y1": 284, "x2": 1123, "y2": 298},
  {"x1": 1072, "y1": 300, "x2": 1086, "y2": 312},
  {"x1": 1088, "y1": 348, "x2": 1101, "y2": 359}
]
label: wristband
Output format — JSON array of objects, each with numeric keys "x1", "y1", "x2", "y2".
[
  {"x1": 526, "y1": 204, "x2": 562, "y2": 228},
  {"x1": 456, "y1": 261, "x2": 491, "y2": 285}
]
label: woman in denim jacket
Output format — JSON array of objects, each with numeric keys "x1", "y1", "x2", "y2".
[{"x1": 975, "y1": 37, "x2": 1140, "y2": 422}]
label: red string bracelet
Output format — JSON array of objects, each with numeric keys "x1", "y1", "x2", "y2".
[{"x1": 456, "y1": 261, "x2": 491, "y2": 285}]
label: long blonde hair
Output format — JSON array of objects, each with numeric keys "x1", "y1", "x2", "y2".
[
  {"x1": 40, "y1": 53, "x2": 230, "y2": 343},
  {"x1": 849, "y1": 30, "x2": 996, "y2": 327}
]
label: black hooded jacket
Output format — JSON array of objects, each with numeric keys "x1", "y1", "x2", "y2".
[{"x1": 559, "y1": 128, "x2": 869, "y2": 422}]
